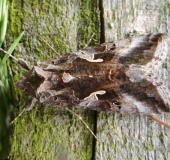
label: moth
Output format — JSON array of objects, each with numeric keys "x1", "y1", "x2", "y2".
[{"x1": 4, "y1": 33, "x2": 170, "y2": 128}]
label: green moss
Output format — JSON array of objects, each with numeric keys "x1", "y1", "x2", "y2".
[
  {"x1": 124, "y1": 30, "x2": 137, "y2": 38},
  {"x1": 143, "y1": 141, "x2": 154, "y2": 150},
  {"x1": 122, "y1": 134, "x2": 127, "y2": 145},
  {"x1": 163, "y1": 2, "x2": 170, "y2": 12},
  {"x1": 138, "y1": 156, "x2": 142, "y2": 160},
  {"x1": 3, "y1": 0, "x2": 100, "y2": 159},
  {"x1": 159, "y1": 132, "x2": 165, "y2": 145},
  {"x1": 77, "y1": 0, "x2": 99, "y2": 48}
]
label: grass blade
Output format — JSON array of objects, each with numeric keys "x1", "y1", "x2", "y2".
[{"x1": 1, "y1": 31, "x2": 24, "y2": 64}]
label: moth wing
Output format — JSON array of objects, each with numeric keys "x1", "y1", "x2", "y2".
[
  {"x1": 113, "y1": 33, "x2": 167, "y2": 65},
  {"x1": 157, "y1": 85, "x2": 170, "y2": 109},
  {"x1": 29, "y1": 33, "x2": 170, "y2": 115},
  {"x1": 74, "y1": 82, "x2": 170, "y2": 115}
]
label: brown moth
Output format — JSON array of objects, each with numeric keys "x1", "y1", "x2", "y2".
[{"x1": 15, "y1": 33, "x2": 170, "y2": 118}]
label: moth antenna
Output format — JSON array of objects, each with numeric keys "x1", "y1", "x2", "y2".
[
  {"x1": 10, "y1": 98, "x2": 37, "y2": 125},
  {"x1": 0, "y1": 48, "x2": 18, "y2": 61},
  {"x1": 25, "y1": 98, "x2": 38, "y2": 111},
  {"x1": 65, "y1": 108, "x2": 100, "y2": 141},
  {"x1": 10, "y1": 108, "x2": 26, "y2": 125},
  {"x1": 82, "y1": 33, "x2": 95, "y2": 49},
  {"x1": 37, "y1": 33, "x2": 60, "y2": 56},
  {"x1": 147, "y1": 115, "x2": 170, "y2": 129},
  {"x1": 0, "y1": 48, "x2": 31, "y2": 70}
]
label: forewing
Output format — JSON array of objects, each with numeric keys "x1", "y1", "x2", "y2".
[{"x1": 16, "y1": 33, "x2": 170, "y2": 115}]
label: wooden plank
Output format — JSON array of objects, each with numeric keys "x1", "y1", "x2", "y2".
[
  {"x1": 96, "y1": 0, "x2": 170, "y2": 160},
  {"x1": 2, "y1": 0, "x2": 99, "y2": 159},
  {"x1": 2, "y1": 1, "x2": 170, "y2": 160}
]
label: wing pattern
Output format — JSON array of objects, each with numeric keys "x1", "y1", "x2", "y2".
[{"x1": 16, "y1": 33, "x2": 170, "y2": 114}]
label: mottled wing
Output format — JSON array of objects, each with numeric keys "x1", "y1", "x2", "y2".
[
  {"x1": 73, "y1": 33, "x2": 170, "y2": 114},
  {"x1": 16, "y1": 33, "x2": 170, "y2": 115},
  {"x1": 108, "y1": 33, "x2": 170, "y2": 114},
  {"x1": 113, "y1": 33, "x2": 166, "y2": 65}
]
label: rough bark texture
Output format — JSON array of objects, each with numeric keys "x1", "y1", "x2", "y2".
[
  {"x1": 96, "y1": 1, "x2": 170, "y2": 160},
  {"x1": 1, "y1": 0, "x2": 170, "y2": 160}
]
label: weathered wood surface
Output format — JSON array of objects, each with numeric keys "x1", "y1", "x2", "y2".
[
  {"x1": 1, "y1": 0, "x2": 170, "y2": 160},
  {"x1": 96, "y1": 1, "x2": 170, "y2": 160}
]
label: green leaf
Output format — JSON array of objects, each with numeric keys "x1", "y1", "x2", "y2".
[
  {"x1": 0, "y1": 5, "x2": 8, "y2": 46},
  {"x1": 0, "y1": 0, "x2": 8, "y2": 46},
  {"x1": 1, "y1": 31, "x2": 24, "y2": 64},
  {"x1": 0, "y1": 0, "x2": 3, "y2": 21}
]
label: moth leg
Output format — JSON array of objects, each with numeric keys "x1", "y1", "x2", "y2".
[
  {"x1": 0, "y1": 48, "x2": 31, "y2": 70},
  {"x1": 17, "y1": 58, "x2": 31, "y2": 71},
  {"x1": 65, "y1": 108, "x2": 100, "y2": 141},
  {"x1": 10, "y1": 98, "x2": 38, "y2": 125},
  {"x1": 25, "y1": 97, "x2": 38, "y2": 111},
  {"x1": 37, "y1": 33, "x2": 60, "y2": 56},
  {"x1": 10, "y1": 108, "x2": 26, "y2": 125},
  {"x1": 82, "y1": 33, "x2": 95, "y2": 49},
  {"x1": 147, "y1": 115, "x2": 170, "y2": 129}
]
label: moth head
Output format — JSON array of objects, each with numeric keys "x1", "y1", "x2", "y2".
[{"x1": 16, "y1": 66, "x2": 46, "y2": 98}]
